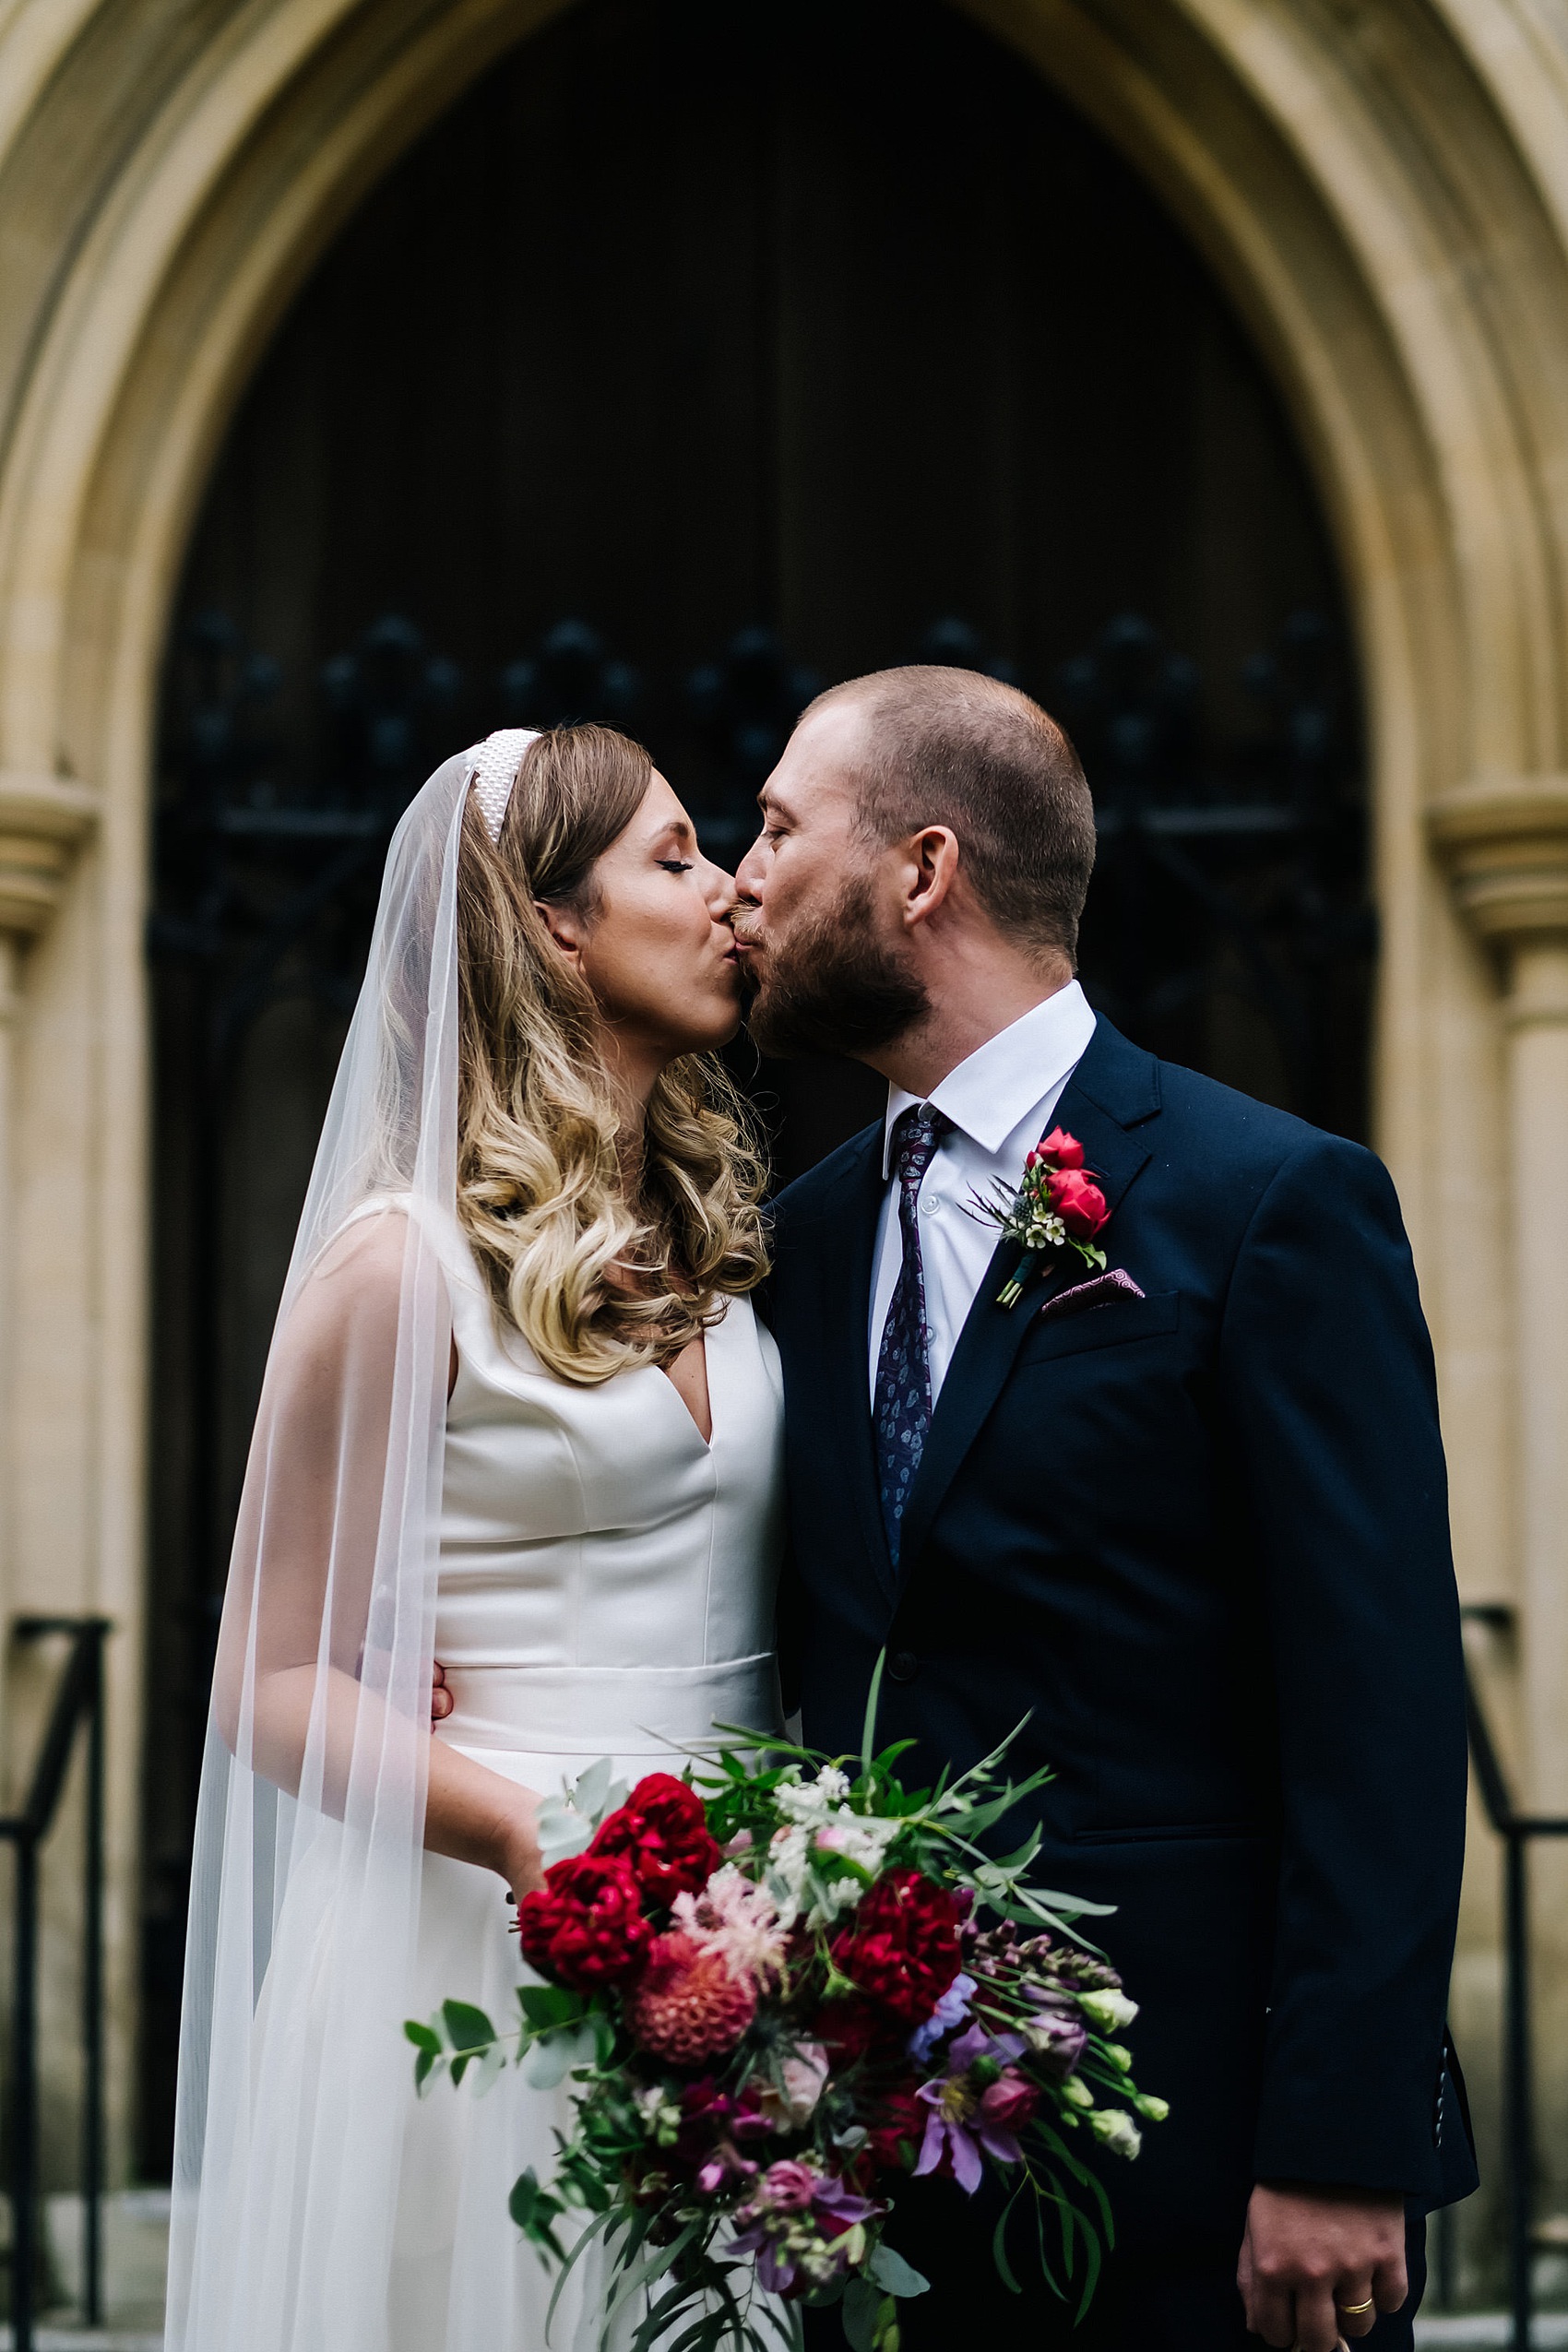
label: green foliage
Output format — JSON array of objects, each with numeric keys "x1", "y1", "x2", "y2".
[{"x1": 404, "y1": 1657, "x2": 1165, "y2": 2352}]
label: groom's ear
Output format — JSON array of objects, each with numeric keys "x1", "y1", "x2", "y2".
[{"x1": 898, "y1": 826, "x2": 961, "y2": 932}]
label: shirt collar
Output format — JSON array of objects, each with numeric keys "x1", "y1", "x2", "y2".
[{"x1": 881, "y1": 980, "x2": 1098, "y2": 1175}]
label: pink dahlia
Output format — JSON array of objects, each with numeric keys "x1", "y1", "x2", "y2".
[{"x1": 624, "y1": 1931, "x2": 757, "y2": 2062}]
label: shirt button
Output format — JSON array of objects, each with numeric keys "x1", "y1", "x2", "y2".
[{"x1": 921, "y1": 1193, "x2": 941, "y2": 1216}]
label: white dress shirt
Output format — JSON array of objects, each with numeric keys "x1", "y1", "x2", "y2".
[{"x1": 868, "y1": 981, "x2": 1099, "y2": 1403}]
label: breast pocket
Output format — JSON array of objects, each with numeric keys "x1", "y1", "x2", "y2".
[{"x1": 1019, "y1": 1288, "x2": 1181, "y2": 1366}]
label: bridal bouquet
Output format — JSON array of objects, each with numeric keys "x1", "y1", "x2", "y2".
[{"x1": 408, "y1": 1669, "x2": 1164, "y2": 2352}]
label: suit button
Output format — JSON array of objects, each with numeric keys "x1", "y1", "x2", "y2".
[{"x1": 887, "y1": 1649, "x2": 918, "y2": 1684}]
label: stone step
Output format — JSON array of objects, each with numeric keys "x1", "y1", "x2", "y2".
[
  {"x1": 1416, "y1": 2320, "x2": 1568, "y2": 2347},
  {"x1": 0, "y1": 2336, "x2": 162, "y2": 2349}
]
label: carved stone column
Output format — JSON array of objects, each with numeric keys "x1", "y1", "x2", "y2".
[
  {"x1": 1430, "y1": 778, "x2": 1568, "y2": 1806},
  {"x1": 0, "y1": 774, "x2": 98, "y2": 1569},
  {"x1": 0, "y1": 775, "x2": 99, "y2": 940}
]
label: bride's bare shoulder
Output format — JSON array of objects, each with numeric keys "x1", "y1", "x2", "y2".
[
  {"x1": 285, "y1": 1202, "x2": 419, "y2": 1359},
  {"x1": 313, "y1": 1199, "x2": 411, "y2": 1282}
]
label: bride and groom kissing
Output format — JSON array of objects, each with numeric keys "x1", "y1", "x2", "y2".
[{"x1": 167, "y1": 667, "x2": 1474, "y2": 2352}]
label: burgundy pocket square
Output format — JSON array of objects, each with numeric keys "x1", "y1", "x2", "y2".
[{"x1": 1037, "y1": 1267, "x2": 1146, "y2": 1323}]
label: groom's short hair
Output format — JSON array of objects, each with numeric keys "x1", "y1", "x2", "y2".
[{"x1": 802, "y1": 666, "x2": 1097, "y2": 962}]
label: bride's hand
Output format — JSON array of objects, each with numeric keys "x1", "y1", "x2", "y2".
[
  {"x1": 493, "y1": 1788, "x2": 545, "y2": 1903},
  {"x1": 421, "y1": 1733, "x2": 547, "y2": 1891}
]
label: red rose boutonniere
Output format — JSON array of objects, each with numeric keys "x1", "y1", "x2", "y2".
[{"x1": 967, "y1": 1124, "x2": 1111, "y2": 1307}]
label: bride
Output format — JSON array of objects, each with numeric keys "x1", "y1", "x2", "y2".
[{"x1": 166, "y1": 724, "x2": 786, "y2": 2352}]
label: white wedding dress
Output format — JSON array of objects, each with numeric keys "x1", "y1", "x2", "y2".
[{"x1": 388, "y1": 1231, "x2": 786, "y2": 2351}]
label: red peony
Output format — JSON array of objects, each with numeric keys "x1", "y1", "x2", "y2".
[
  {"x1": 1037, "y1": 1125, "x2": 1085, "y2": 1170},
  {"x1": 809, "y1": 1996, "x2": 901, "y2": 2067},
  {"x1": 1046, "y1": 1165, "x2": 1109, "y2": 1240},
  {"x1": 624, "y1": 1930, "x2": 757, "y2": 2061},
  {"x1": 589, "y1": 1773, "x2": 723, "y2": 1907},
  {"x1": 867, "y1": 2085, "x2": 928, "y2": 2173},
  {"x1": 830, "y1": 1871, "x2": 965, "y2": 2025},
  {"x1": 518, "y1": 1851, "x2": 653, "y2": 1990}
]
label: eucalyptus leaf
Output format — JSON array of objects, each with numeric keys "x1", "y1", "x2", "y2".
[
  {"x1": 867, "y1": 2243, "x2": 929, "y2": 2298},
  {"x1": 570, "y1": 1755, "x2": 612, "y2": 1815},
  {"x1": 527, "y1": 2021, "x2": 597, "y2": 2088},
  {"x1": 535, "y1": 1793, "x2": 595, "y2": 1862},
  {"x1": 468, "y1": 2039, "x2": 505, "y2": 2097},
  {"x1": 441, "y1": 1998, "x2": 496, "y2": 2055},
  {"x1": 519, "y1": 1983, "x2": 588, "y2": 2032}
]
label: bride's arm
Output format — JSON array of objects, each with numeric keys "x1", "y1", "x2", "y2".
[
  {"x1": 238, "y1": 1657, "x2": 543, "y2": 1895},
  {"x1": 213, "y1": 1211, "x2": 543, "y2": 1896}
]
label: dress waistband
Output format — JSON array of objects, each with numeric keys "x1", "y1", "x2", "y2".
[{"x1": 438, "y1": 1652, "x2": 782, "y2": 1757}]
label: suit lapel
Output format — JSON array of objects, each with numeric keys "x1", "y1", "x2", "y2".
[
  {"x1": 893, "y1": 1023, "x2": 1160, "y2": 1582},
  {"x1": 807, "y1": 1126, "x2": 899, "y2": 1603}
]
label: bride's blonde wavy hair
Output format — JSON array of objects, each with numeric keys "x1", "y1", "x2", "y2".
[{"x1": 455, "y1": 723, "x2": 768, "y2": 1384}]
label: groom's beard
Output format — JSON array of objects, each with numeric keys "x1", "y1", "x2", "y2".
[{"x1": 742, "y1": 873, "x2": 930, "y2": 1060}]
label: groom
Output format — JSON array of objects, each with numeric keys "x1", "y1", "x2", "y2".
[{"x1": 731, "y1": 667, "x2": 1476, "y2": 2352}]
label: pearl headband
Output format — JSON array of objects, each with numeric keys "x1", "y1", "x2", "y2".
[{"x1": 466, "y1": 727, "x2": 540, "y2": 844}]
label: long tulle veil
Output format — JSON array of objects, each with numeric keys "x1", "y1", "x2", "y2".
[{"x1": 167, "y1": 750, "x2": 481, "y2": 2350}]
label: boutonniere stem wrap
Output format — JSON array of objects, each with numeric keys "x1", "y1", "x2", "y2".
[{"x1": 968, "y1": 1125, "x2": 1111, "y2": 1307}]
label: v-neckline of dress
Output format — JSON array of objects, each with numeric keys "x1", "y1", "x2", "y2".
[{"x1": 653, "y1": 1317, "x2": 719, "y2": 1439}]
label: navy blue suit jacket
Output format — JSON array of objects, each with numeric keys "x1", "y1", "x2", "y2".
[{"x1": 769, "y1": 1017, "x2": 1476, "y2": 2255}]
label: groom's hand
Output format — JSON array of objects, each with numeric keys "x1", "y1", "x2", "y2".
[
  {"x1": 1239, "y1": 2181, "x2": 1407, "y2": 2348},
  {"x1": 430, "y1": 1660, "x2": 453, "y2": 1723}
]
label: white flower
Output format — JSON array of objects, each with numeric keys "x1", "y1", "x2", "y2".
[
  {"x1": 766, "y1": 1823, "x2": 814, "y2": 1926},
  {"x1": 758, "y1": 2040, "x2": 831, "y2": 2129},
  {"x1": 671, "y1": 1864, "x2": 787, "y2": 1988},
  {"x1": 812, "y1": 1813, "x2": 899, "y2": 1875},
  {"x1": 634, "y1": 2084, "x2": 683, "y2": 2146},
  {"x1": 1077, "y1": 1988, "x2": 1139, "y2": 2033},
  {"x1": 806, "y1": 1874, "x2": 865, "y2": 1925},
  {"x1": 773, "y1": 1768, "x2": 845, "y2": 1825},
  {"x1": 1089, "y1": 2108, "x2": 1143, "y2": 2159},
  {"x1": 766, "y1": 1774, "x2": 902, "y2": 1928}
]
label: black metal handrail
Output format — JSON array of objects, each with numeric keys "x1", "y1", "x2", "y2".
[
  {"x1": 0, "y1": 1617, "x2": 110, "y2": 2350},
  {"x1": 1463, "y1": 1635, "x2": 1568, "y2": 2352}
]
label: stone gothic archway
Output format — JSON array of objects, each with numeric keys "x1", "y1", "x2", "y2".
[{"x1": 1, "y1": 0, "x2": 1565, "y2": 2204}]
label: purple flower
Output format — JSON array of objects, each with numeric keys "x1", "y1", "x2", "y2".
[
  {"x1": 695, "y1": 2144, "x2": 758, "y2": 2195},
  {"x1": 730, "y1": 2167, "x2": 886, "y2": 2295},
  {"x1": 914, "y1": 2021, "x2": 1031, "y2": 2193},
  {"x1": 752, "y1": 2239, "x2": 797, "y2": 2298},
  {"x1": 1020, "y1": 1985, "x2": 1088, "y2": 2077},
  {"x1": 908, "y1": 1970, "x2": 977, "y2": 2065},
  {"x1": 811, "y1": 2176, "x2": 884, "y2": 2230}
]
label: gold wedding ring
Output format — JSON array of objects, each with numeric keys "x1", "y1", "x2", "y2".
[{"x1": 1336, "y1": 2296, "x2": 1375, "y2": 2316}]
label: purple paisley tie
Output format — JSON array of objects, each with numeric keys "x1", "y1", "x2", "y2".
[{"x1": 873, "y1": 1101, "x2": 954, "y2": 1564}]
